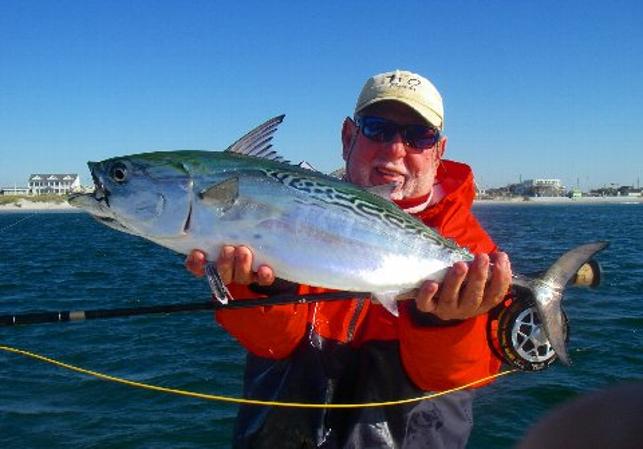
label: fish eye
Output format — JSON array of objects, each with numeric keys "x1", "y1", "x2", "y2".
[{"x1": 110, "y1": 162, "x2": 128, "y2": 183}]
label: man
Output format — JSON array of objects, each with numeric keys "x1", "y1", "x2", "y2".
[{"x1": 186, "y1": 70, "x2": 512, "y2": 448}]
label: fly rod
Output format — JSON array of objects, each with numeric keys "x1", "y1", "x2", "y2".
[
  {"x1": 1, "y1": 259, "x2": 602, "y2": 327},
  {"x1": 0, "y1": 291, "x2": 371, "y2": 327}
]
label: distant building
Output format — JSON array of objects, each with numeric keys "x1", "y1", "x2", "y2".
[
  {"x1": 570, "y1": 187, "x2": 583, "y2": 198},
  {"x1": 517, "y1": 179, "x2": 564, "y2": 197},
  {"x1": 0, "y1": 186, "x2": 30, "y2": 195},
  {"x1": 617, "y1": 186, "x2": 642, "y2": 197},
  {"x1": 28, "y1": 174, "x2": 81, "y2": 195},
  {"x1": 588, "y1": 185, "x2": 636, "y2": 197}
]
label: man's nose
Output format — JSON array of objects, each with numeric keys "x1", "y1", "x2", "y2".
[{"x1": 380, "y1": 132, "x2": 407, "y2": 159}]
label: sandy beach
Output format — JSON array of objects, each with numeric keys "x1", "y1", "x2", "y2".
[
  {"x1": 0, "y1": 199, "x2": 77, "y2": 212},
  {"x1": 474, "y1": 196, "x2": 643, "y2": 206}
]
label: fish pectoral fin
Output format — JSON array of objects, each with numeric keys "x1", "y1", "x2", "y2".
[
  {"x1": 372, "y1": 292, "x2": 400, "y2": 317},
  {"x1": 199, "y1": 178, "x2": 239, "y2": 208}
]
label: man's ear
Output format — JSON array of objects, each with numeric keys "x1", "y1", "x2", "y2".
[
  {"x1": 342, "y1": 117, "x2": 357, "y2": 161},
  {"x1": 436, "y1": 135, "x2": 447, "y2": 160}
]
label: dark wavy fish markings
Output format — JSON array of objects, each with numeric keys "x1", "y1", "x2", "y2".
[{"x1": 262, "y1": 168, "x2": 463, "y2": 252}]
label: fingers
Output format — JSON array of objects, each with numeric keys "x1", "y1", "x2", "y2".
[
  {"x1": 255, "y1": 265, "x2": 276, "y2": 286},
  {"x1": 459, "y1": 254, "x2": 490, "y2": 311},
  {"x1": 216, "y1": 245, "x2": 275, "y2": 286},
  {"x1": 216, "y1": 246, "x2": 236, "y2": 284},
  {"x1": 232, "y1": 246, "x2": 254, "y2": 284},
  {"x1": 432, "y1": 262, "x2": 469, "y2": 319},
  {"x1": 481, "y1": 252, "x2": 512, "y2": 310},
  {"x1": 185, "y1": 249, "x2": 208, "y2": 277},
  {"x1": 414, "y1": 252, "x2": 512, "y2": 321},
  {"x1": 415, "y1": 262, "x2": 468, "y2": 318},
  {"x1": 416, "y1": 281, "x2": 440, "y2": 313}
]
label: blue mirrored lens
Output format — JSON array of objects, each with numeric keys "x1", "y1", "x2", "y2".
[
  {"x1": 360, "y1": 117, "x2": 397, "y2": 142},
  {"x1": 358, "y1": 116, "x2": 438, "y2": 149},
  {"x1": 404, "y1": 124, "x2": 439, "y2": 148}
]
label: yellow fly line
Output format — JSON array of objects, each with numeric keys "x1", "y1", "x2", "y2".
[{"x1": 0, "y1": 344, "x2": 518, "y2": 409}]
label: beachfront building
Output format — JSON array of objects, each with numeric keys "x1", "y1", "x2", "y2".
[
  {"x1": 0, "y1": 186, "x2": 30, "y2": 195},
  {"x1": 516, "y1": 179, "x2": 564, "y2": 197},
  {"x1": 570, "y1": 187, "x2": 583, "y2": 198},
  {"x1": 617, "y1": 186, "x2": 642, "y2": 197},
  {"x1": 28, "y1": 174, "x2": 81, "y2": 195}
]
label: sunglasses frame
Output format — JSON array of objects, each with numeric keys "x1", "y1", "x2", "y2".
[{"x1": 355, "y1": 115, "x2": 441, "y2": 150}]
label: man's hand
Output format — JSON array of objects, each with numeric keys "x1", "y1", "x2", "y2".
[
  {"x1": 415, "y1": 252, "x2": 512, "y2": 320},
  {"x1": 185, "y1": 246, "x2": 275, "y2": 286}
]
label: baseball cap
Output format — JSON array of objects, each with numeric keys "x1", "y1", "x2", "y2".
[{"x1": 354, "y1": 70, "x2": 444, "y2": 129}]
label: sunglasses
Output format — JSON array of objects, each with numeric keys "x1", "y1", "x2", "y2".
[{"x1": 355, "y1": 116, "x2": 440, "y2": 150}]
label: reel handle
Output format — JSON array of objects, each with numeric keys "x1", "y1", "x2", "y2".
[{"x1": 570, "y1": 259, "x2": 603, "y2": 288}]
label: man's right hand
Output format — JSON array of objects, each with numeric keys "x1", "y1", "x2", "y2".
[{"x1": 185, "y1": 246, "x2": 276, "y2": 286}]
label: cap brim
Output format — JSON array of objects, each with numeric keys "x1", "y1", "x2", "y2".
[{"x1": 356, "y1": 96, "x2": 443, "y2": 129}]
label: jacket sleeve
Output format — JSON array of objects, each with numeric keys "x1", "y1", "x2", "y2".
[
  {"x1": 399, "y1": 206, "x2": 503, "y2": 390},
  {"x1": 215, "y1": 282, "x2": 308, "y2": 359}
]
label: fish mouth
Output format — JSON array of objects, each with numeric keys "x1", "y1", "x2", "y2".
[
  {"x1": 68, "y1": 191, "x2": 131, "y2": 233},
  {"x1": 69, "y1": 164, "x2": 112, "y2": 209},
  {"x1": 90, "y1": 167, "x2": 111, "y2": 207},
  {"x1": 68, "y1": 166, "x2": 120, "y2": 226},
  {"x1": 94, "y1": 214, "x2": 131, "y2": 233}
]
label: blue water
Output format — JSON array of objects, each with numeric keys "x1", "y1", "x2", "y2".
[{"x1": 1, "y1": 204, "x2": 641, "y2": 448}]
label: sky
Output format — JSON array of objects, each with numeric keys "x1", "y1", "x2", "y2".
[{"x1": 0, "y1": 0, "x2": 641, "y2": 191}]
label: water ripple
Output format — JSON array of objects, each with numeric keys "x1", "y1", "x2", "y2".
[{"x1": 1, "y1": 206, "x2": 642, "y2": 448}]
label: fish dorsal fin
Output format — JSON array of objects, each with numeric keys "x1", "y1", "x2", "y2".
[
  {"x1": 199, "y1": 177, "x2": 239, "y2": 208},
  {"x1": 364, "y1": 183, "x2": 397, "y2": 200},
  {"x1": 297, "y1": 160, "x2": 318, "y2": 172},
  {"x1": 225, "y1": 115, "x2": 289, "y2": 163}
]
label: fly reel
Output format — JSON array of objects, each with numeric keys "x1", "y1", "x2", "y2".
[
  {"x1": 488, "y1": 293, "x2": 568, "y2": 371},
  {"x1": 488, "y1": 259, "x2": 602, "y2": 371}
]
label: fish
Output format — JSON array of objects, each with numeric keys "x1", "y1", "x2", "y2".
[{"x1": 68, "y1": 115, "x2": 607, "y2": 365}]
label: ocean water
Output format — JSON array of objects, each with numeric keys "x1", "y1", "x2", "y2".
[{"x1": 0, "y1": 204, "x2": 641, "y2": 448}]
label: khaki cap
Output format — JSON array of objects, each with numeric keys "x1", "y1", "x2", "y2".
[{"x1": 355, "y1": 70, "x2": 444, "y2": 129}]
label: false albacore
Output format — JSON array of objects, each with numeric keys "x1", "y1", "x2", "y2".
[{"x1": 69, "y1": 115, "x2": 607, "y2": 365}]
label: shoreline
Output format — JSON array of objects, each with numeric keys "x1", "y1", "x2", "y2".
[
  {"x1": 1, "y1": 196, "x2": 641, "y2": 213},
  {"x1": 0, "y1": 199, "x2": 78, "y2": 212},
  {"x1": 474, "y1": 196, "x2": 643, "y2": 205}
]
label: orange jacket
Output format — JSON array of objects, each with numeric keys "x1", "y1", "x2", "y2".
[{"x1": 216, "y1": 160, "x2": 502, "y2": 391}]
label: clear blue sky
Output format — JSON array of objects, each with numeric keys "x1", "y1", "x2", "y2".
[{"x1": 1, "y1": 0, "x2": 641, "y2": 191}]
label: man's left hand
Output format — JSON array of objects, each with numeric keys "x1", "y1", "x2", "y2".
[{"x1": 415, "y1": 252, "x2": 512, "y2": 320}]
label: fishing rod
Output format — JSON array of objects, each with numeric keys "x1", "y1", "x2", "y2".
[
  {"x1": 1, "y1": 261, "x2": 368, "y2": 327},
  {"x1": 1, "y1": 259, "x2": 602, "y2": 328},
  {"x1": 0, "y1": 291, "x2": 371, "y2": 327}
]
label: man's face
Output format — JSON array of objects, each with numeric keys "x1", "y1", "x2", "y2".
[{"x1": 342, "y1": 101, "x2": 446, "y2": 201}]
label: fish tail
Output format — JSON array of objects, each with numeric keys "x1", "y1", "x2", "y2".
[{"x1": 519, "y1": 241, "x2": 609, "y2": 365}]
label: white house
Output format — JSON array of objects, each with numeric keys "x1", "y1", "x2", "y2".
[
  {"x1": 0, "y1": 186, "x2": 30, "y2": 195},
  {"x1": 28, "y1": 174, "x2": 81, "y2": 195},
  {"x1": 518, "y1": 178, "x2": 565, "y2": 197}
]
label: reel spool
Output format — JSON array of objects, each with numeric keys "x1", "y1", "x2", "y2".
[
  {"x1": 489, "y1": 295, "x2": 569, "y2": 371},
  {"x1": 487, "y1": 259, "x2": 602, "y2": 371}
]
